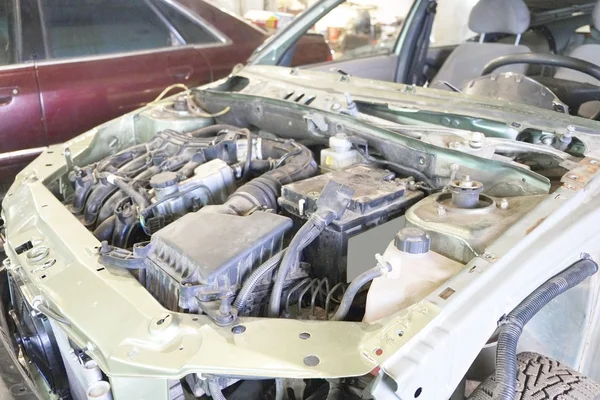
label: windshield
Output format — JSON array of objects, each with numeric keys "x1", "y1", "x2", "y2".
[{"x1": 250, "y1": 0, "x2": 478, "y2": 65}]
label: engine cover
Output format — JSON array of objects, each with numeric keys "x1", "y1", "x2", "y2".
[{"x1": 143, "y1": 210, "x2": 292, "y2": 311}]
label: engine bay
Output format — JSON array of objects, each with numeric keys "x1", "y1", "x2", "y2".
[{"x1": 3, "y1": 66, "x2": 600, "y2": 400}]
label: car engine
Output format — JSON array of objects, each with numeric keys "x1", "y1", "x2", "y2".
[{"x1": 5, "y1": 69, "x2": 591, "y2": 400}]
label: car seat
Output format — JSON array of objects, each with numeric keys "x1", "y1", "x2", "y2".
[{"x1": 431, "y1": 0, "x2": 532, "y2": 90}]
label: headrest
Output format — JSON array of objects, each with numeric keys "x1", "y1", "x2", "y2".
[{"x1": 469, "y1": 0, "x2": 531, "y2": 35}]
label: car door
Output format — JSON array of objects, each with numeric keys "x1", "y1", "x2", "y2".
[
  {"x1": 158, "y1": 0, "x2": 267, "y2": 81},
  {"x1": 34, "y1": 0, "x2": 213, "y2": 146},
  {"x1": 0, "y1": 0, "x2": 45, "y2": 192}
]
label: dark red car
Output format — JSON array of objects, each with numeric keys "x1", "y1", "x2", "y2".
[{"x1": 0, "y1": 0, "x2": 331, "y2": 193}]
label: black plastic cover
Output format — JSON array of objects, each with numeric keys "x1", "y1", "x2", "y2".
[{"x1": 145, "y1": 210, "x2": 292, "y2": 308}]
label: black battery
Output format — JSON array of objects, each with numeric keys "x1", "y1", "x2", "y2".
[{"x1": 279, "y1": 165, "x2": 424, "y2": 284}]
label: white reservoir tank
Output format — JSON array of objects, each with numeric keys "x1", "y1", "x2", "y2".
[
  {"x1": 363, "y1": 227, "x2": 464, "y2": 323},
  {"x1": 320, "y1": 133, "x2": 363, "y2": 170}
]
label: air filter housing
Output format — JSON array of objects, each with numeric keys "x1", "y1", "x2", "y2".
[{"x1": 143, "y1": 210, "x2": 292, "y2": 312}]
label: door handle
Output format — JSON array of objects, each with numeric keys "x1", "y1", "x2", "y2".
[
  {"x1": 168, "y1": 66, "x2": 193, "y2": 81},
  {"x1": 0, "y1": 87, "x2": 18, "y2": 106}
]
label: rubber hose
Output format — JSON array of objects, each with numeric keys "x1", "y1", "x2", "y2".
[
  {"x1": 234, "y1": 231, "x2": 319, "y2": 311},
  {"x1": 216, "y1": 139, "x2": 317, "y2": 215},
  {"x1": 208, "y1": 380, "x2": 227, "y2": 400},
  {"x1": 494, "y1": 257, "x2": 598, "y2": 400},
  {"x1": 331, "y1": 263, "x2": 390, "y2": 321},
  {"x1": 326, "y1": 380, "x2": 345, "y2": 400},
  {"x1": 112, "y1": 178, "x2": 151, "y2": 208},
  {"x1": 268, "y1": 219, "x2": 325, "y2": 317}
]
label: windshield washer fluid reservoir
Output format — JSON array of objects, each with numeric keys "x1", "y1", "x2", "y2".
[{"x1": 364, "y1": 227, "x2": 464, "y2": 323}]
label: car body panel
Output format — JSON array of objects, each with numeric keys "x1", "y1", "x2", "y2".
[
  {"x1": 0, "y1": 65, "x2": 44, "y2": 190},
  {"x1": 36, "y1": 47, "x2": 212, "y2": 146},
  {"x1": 3, "y1": 66, "x2": 600, "y2": 400}
]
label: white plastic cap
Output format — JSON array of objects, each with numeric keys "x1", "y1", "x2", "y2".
[{"x1": 329, "y1": 134, "x2": 352, "y2": 153}]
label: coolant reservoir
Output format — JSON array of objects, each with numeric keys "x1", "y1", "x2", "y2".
[
  {"x1": 363, "y1": 227, "x2": 464, "y2": 322},
  {"x1": 320, "y1": 134, "x2": 362, "y2": 170}
]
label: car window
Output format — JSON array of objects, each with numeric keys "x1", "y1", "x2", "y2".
[
  {"x1": 40, "y1": 0, "x2": 177, "y2": 59},
  {"x1": 308, "y1": 2, "x2": 411, "y2": 61},
  {"x1": 151, "y1": 0, "x2": 221, "y2": 45},
  {"x1": 0, "y1": 0, "x2": 15, "y2": 65}
]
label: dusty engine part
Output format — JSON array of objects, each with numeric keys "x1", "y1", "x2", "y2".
[
  {"x1": 69, "y1": 127, "x2": 316, "y2": 250},
  {"x1": 406, "y1": 177, "x2": 545, "y2": 263},
  {"x1": 144, "y1": 159, "x2": 236, "y2": 230},
  {"x1": 279, "y1": 165, "x2": 424, "y2": 283},
  {"x1": 143, "y1": 210, "x2": 292, "y2": 318}
]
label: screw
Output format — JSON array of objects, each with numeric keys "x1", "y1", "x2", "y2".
[
  {"x1": 569, "y1": 174, "x2": 578, "y2": 180},
  {"x1": 510, "y1": 122, "x2": 522, "y2": 129},
  {"x1": 590, "y1": 159, "x2": 599, "y2": 165},
  {"x1": 484, "y1": 253, "x2": 497, "y2": 260},
  {"x1": 437, "y1": 205, "x2": 446, "y2": 216},
  {"x1": 418, "y1": 157, "x2": 425, "y2": 165},
  {"x1": 499, "y1": 198, "x2": 509, "y2": 210},
  {"x1": 541, "y1": 136, "x2": 554, "y2": 146},
  {"x1": 331, "y1": 103, "x2": 341, "y2": 111},
  {"x1": 469, "y1": 132, "x2": 484, "y2": 149}
]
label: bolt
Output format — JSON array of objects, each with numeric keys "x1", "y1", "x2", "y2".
[
  {"x1": 437, "y1": 205, "x2": 446, "y2": 216},
  {"x1": 331, "y1": 103, "x2": 341, "y2": 111},
  {"x1": 219, "y1": 296, "x2": 232, "y2": 316},
  {"x1": 569, "y1": 174, "x2": 578, "y2": 180},
  {"x1": 469, "y1": 132, "x2": 484, "y2": 149},
  {"x1": 12, "y1": 88, "x2": 19, "y2": 95},
  {"x1": 499, "y1": 198, "x2": 509, "y2": 210},
  {"x1": 484, "y1": 253, "x2": 497, "y2": 261},
  {"x1": 343, "y1": 92, "x2": 353, "y2": 106},
  {"x1": 590, "y1": 159, "x2": 599, "y2": 165},
  {"x1": 510, "y1": 122, "x2": 522, "y2": 129},
  {"x1": 541, "y1": 136, "x2": 554, "y2": 146},
  {"x1": 566, "y1": 125, "x2": 576, "y2": 134}
]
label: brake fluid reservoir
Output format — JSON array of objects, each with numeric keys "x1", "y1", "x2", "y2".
[
  {"x1": 320, "y1": 133, "x2": 362, "y2": 170},
  {"x1": 363, "y1": 227, "x2": 464, "y2": 323}
]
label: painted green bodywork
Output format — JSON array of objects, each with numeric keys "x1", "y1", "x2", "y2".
[{"x1": 2, "y1": 66, "x2": 600, "y2": 399}]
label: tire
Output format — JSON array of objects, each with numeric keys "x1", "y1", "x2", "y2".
[{"x1": 468, "y1": 352, "x2": 600, "y2": 400}]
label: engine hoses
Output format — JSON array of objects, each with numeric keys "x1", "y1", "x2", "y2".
[
  {"x1": 234, "y1": 231, "x2": 318, "y2": 312},
  {"x1": 330, "y1": 261, "x2": 392, "y2": 321},
  {"x1": 493, "y1": 257, "x2": 598, "y2": 400},
  {"x1": 267, "y1": 211, "x2": 333, "y2": 317}
]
